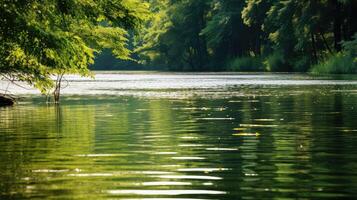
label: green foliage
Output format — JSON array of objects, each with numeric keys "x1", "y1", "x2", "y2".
[
  {"x1": 311, "y1": 34, "x2": 357, "y2": 74},
  {"x1": 310, "y1": 53, "x2": 356, "y2": 74},
  {"x1": 342, "y1": 33, "x2": 357, "y2": 58},
  {"x1": 228, "y1": 56, "x2": 264, "y2": 72},
  {"x1": 2, "y1": 0, "x2": 356, "y2": 76},
  {"x1": 293, "y1": 55, "x2": 311, "y2": 72},
  {"x1": 134, "y1": 0, "x2": 356, "y2": 72},
  {"x1": 0, "y1": 0, "x2": 149, "y2": 93},
  {"x1": 134, "y1": 1, "x2": 172, "y2": 69},
  {"x1": 137, "y1": 0, "x2": 211, "y2": 70},
  {"x1": 264, "y1": 52, "x2": 288, "y2": 72}
]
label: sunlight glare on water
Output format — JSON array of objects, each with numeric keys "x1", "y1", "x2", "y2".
[{"x1": 2, "y1": 72, "x2": 357, "y2": 98}]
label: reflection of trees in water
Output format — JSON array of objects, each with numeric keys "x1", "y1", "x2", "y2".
[
  {"x1": 0, "y1": 92, "x2": 357, "y2": 199},
  {"x1": 226, "y1": 91, "x2": 357, "y2": 198},
  {"x1": 0, "y1": 104, "x2": 96, "y2": 198}
]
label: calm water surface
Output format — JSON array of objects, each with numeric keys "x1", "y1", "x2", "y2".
[{"x1": 1, "y1": 72, "x2": 357, "y2": 199}]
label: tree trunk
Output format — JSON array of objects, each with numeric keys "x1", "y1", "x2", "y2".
[
  {"x1": 348, "y1": 2, "x2": 357, "y2": 39},
  {"x1": 53, "y1": 74, "x2": 64, "y2": 103},
  {"x1": 333, "y1": 0, "x2": 342, "y2": 51},
  {"x1": 53, "y1": 85, "x2": 60, "y2": 103},
  {"x1": 319, "y1": 31, "x2": 333, "y2": 54},
  {"x1": 311, "y1": 32, "x2": 318, "y2": 64},
  {"x1": 195, "y1": 5, "x2": 208, "y2": 71}
]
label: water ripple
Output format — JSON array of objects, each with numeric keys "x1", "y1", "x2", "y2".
[{"x1": 107, "y1": 189, "x2": 226, "y2": 195}]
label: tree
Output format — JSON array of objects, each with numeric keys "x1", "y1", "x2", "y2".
[
  {"x1": 136, "y1": 0, "x2": 210, "y2": 71},
  {"x1": 202, "y1": 0, "x2": 259, "y2": 69},
  {"x1": 0, "y1": 0, "x2": 149, "y2": 102},
  {"x1": 242, "y1": 0, "x2": 357, "y2": 72}
]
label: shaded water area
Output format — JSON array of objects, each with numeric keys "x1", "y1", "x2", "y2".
[{"x1": 1, "y1": 72, "x2": 357, "y2": 199}]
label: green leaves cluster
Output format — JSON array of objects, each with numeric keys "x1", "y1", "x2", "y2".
[
  {"x1": 135, "y1": 0, "x2": 357, "y2": 73},
  {"x1": 0, "y1": 0, "x2": 149, "y2": 93}
]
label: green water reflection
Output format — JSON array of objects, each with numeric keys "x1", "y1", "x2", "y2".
[{"x1": 1, "y1": 86, "x2": 357, "y2": 199}]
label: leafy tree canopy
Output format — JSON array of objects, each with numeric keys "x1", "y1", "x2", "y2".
[{"x1": 0, "y1": 0, "x2": 149, "y2": 93}]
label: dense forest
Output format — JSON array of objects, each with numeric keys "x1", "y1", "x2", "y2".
[
  {"x1": 1, "y1": 0, "x2": 357, "y2": 100},
  {"x1": 132, "y1": 0, "x2": 357, "y2": 73}
]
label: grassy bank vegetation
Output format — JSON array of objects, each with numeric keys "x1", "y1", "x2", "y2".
[
  {"x1": 227, "y1": 34, "x2": 357, "y2": 74},
  {"x1": 311, "y1": 35, "x2": 357, "y2": 74}
]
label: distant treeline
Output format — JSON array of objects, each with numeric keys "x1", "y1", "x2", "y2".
[{"x1": 129, "y1": 0, "x2": 357, "y2": 73}]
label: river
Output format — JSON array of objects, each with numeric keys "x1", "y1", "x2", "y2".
[{"x1": 1, "y1": 72, "x2": 357, "y2": 199}]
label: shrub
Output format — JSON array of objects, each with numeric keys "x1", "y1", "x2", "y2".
[
  {"x1": 342, "y1": 33, "x2": 357, "y2": 57},
  {"x1": 227, "y1": 56, "x2": 264, "y2": 72},
  {"x1": 263, "y1": 52, "x2": 289, "y2": 72},
  {"x1": 311, "y1": 34, "x2": 357, "y2": 74},
  {"x1": 310, "y1": 53, "x2": 357, "y2": 74},
  {"x1": 293, "y1": 55, "x2": 311, "y2": 72}
]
